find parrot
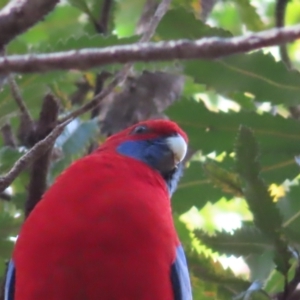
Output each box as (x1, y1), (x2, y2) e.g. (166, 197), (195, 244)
(4, 119), (192, 300)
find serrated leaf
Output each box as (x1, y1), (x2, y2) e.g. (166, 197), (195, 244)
(235, 126), (291, 275)
(277, 184), (300, 244)
(188, 250), (250, 296)
(203, 161), (243, 197)
(40, 34), (138, 53)
(233, 0), (265, 31)
(235, 127), (283, 234)
(16, 5), (83, 50)
(184, 52), (300, 106)
(156, 8), (231, 40)
(68, 0), (92, 15)
(173, 161), (225, 213)
(167, 99), (300, 184)
(195, 226), (271, 256)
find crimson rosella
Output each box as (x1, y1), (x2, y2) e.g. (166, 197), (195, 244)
(5, 119), (192, 300)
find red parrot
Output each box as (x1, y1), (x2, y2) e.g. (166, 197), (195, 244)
(5, 119), (192, 300)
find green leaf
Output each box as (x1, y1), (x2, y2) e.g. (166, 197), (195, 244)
(264, 258), (298, 294)
(0, 72), (80, 125)
(15, 5), (83, 50)
(245, 252), (275, 281)
(195, 225), (271, 256)
(173, 161), (225, 213)
(167, 99), (300, 183)
(0, 147), (22, 174)
(156, 8), (231, 40)
(235, 126), (291, 275)
(188, 250), (250, 296)
(235, 281), (271, 300)
(233, 0), (265, 31)
(68, 0), (92, 16)
(184, 52), (300, 106)
(203, 160), (243, 197)
(42, 34), (138, 53)
(114, 0), (146, 37)
(277, 184), (300, 243)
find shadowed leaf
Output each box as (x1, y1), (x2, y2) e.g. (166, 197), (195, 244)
(235, 126), (291, 275)
(203, 160), (243, 197)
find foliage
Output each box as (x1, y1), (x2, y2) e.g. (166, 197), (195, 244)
(2, 0), (300, 299)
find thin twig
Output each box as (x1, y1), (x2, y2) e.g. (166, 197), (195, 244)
(60, 0), (171, 124)
(0, 123), (16, 148)
(139, 0), (171, 43)
(1, 24), (300, 74)
(59, 72), (122, 123)
(275, 0), (291, 69)
(0, 120), (69, 193)
(8, 74), (34, 128)
(95, 0), (113, 34)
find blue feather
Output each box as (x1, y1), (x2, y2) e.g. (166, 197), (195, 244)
(171, 245), (193, 300)
(117, 138), (182, 194)
(4, 260), (15, 300)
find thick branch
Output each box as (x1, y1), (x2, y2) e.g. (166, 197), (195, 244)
(0, 0), (59, 47)
(0, 24), (300, 73)
(25, 94), (59, 218)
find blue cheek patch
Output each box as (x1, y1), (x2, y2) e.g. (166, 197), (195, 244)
(117, 139), (182, 195)
(117, 140), (148, 164)
(117, 139), (171, 172)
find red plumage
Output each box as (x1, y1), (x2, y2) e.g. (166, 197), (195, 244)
(13, 120), (188, 299)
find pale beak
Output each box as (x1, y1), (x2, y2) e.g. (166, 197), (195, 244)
(165, 134), (187, 165)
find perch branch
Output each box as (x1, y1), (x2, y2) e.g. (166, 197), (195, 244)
(0, 24), (300, 73)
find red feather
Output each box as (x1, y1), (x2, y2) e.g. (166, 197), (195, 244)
(13, 120), (185, 299)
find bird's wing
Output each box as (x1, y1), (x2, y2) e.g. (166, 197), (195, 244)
(171, 245), (193, 300)
(4, 260), (15, 300)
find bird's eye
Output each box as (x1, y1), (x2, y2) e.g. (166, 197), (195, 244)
(131, 125), (149, 135)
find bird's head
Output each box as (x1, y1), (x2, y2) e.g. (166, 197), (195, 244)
(99, 120), (188, 194)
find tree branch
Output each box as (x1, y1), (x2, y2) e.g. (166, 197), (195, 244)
(59, 0), (171, 124)
(95, 0), (113, 34)
(275, 0), (291, 69)
(139, 0), (171, 43)
(0, 0), (60, 47)
(0, 24), (300, 73)
(1, 123), (16, 148)
(8, 74), (34, 130)
(7, 64), (35, 146)
(25, 93), (59, 218)
(0, 120), (69, 193)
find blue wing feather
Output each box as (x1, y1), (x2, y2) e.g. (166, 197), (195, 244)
(4, 260), (15, 300)
(171, 245), (192, 300)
